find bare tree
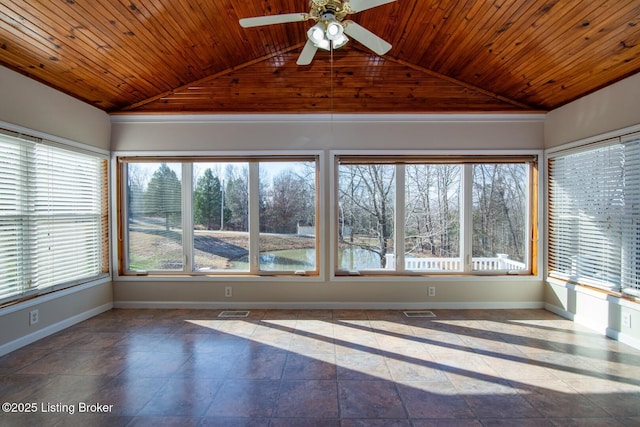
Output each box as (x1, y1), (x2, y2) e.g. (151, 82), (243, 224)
(338, 164), (395, 267)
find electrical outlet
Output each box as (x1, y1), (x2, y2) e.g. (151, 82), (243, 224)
(29, 309), (39, 325)
(225, 286), (233, 298)
(428, 286), (436, 297)
(622, 312), (632, 329)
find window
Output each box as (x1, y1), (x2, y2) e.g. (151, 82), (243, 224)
(335, 154), (536, 275)
(548, 133), (640, 296)
(0, 129), (109, 304)
(472, 163), (529, 271)
(119, 156), (319, 276)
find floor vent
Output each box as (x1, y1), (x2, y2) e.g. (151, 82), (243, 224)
(403, 310), (436, 318)
(218, 310), (250, 318)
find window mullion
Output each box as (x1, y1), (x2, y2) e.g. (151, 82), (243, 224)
(395, 164), (405, 273)
(461, 164), (473, 273)
(183, 163), (194, 272)
(249, 162), (260, 274)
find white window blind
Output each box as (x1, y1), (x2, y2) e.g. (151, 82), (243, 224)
(548, 134), (639, 295)
(0, 130), (109, 304)
(621, 134), (640, 296)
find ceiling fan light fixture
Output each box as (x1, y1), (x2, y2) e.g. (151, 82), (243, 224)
(325, 20), (344, 40)
(332, 34), (349, 49)
(316, 38), (331, 51)
(308, 23), (326, 45)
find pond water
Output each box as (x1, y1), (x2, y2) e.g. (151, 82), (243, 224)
(230, 247), (384, 271)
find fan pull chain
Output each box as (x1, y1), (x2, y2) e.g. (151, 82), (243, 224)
(330, 43), (335, 138)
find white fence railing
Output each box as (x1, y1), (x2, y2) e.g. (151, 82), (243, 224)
(385, 253), (526, 271)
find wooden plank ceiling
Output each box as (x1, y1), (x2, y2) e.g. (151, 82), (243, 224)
(1, 0), (639, 114)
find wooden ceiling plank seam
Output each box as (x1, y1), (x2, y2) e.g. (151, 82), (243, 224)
(87, 0), (200, 90)
(423, 0), (523, 71)
(400, 1), (451, 65)
(146, 0), (238, 83)
(501, 1), (640, 105)
(376, 0), (418, 53)
(465, 0), (635, 107)
(449, 0), (543, 80)
(426, 0), (502, 73)
(417, 0), (473, 69)
(107, 0), (191, 59)
(0, 46), (121, 107)
(0, 0), (129, 107)
(481, 0), (603, 70)
(42, 0), (168, 100)
(190, 0), (248, 71)
(131, 50), (529, 113)
(0, 1), (114, 77)
(71, 0), (206, 99)
(173, 79), (489, 94)
(0, 4), (60, 59)
(140, 0), (226, 73)
(506, 1), (639, 90)
(148, 97), (519, 105)
(434, 0), (509, 74)
(516, 43), (640, 108)
(378, 51), (540, 110)
(116, 43), (306, 112)
(131, 0), (207, 67)
(452, 0), (560, 80)
(5, 0), (148, 82)
(453, 8), (576, 98)
(527, 40), (640, 108)
(166, 90), (516, 101)
(12, 0), (167, 98)
(236, 0), (307, 61)
(546, 61), (640, 108)
(159, 0), (255, 79)
(485, 0), (632, 91)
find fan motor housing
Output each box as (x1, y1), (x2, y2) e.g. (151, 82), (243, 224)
(310, 0), (350, 21)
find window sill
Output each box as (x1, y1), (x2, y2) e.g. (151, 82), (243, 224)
(546, 277), (640, 306)
(113, 273), (325, 282)
(0, 275), (111, 315)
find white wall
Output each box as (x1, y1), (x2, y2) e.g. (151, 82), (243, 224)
(0, 66), (113, 355)
(111, 113), (546, 309)
(544, 72), (640, 149)
(544, 72), (640, 349)
(0, 66), (111, 150)
(111, 114), (544, 152)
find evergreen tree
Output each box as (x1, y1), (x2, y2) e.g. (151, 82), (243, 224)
(224, 165), (249, 231)
(194, 168), (228, 230)
(144, 163), (181, 230)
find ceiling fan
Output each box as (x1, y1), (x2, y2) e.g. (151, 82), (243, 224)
(239, 0), (396, 65)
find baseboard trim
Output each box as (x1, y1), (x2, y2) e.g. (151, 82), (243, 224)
(544, 302), (574, 320)
(0, 303), (113, 357)
(606, 328), (640, 350)
(113, 300), (544, 310)
(546, 303), (640, 351)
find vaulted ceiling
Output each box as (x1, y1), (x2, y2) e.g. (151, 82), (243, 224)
(1, 0), (639, 114)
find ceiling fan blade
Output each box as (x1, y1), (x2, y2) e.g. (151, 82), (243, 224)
(346, 0), (397, 13)
(239, 13), (309, 28)
(297, 40), (319, 65)
(343, 21), (392, 56)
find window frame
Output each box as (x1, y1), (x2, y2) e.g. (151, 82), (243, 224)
(0, 124), (110, 306)
(546, 131), (640, 297)
(331, 150), (541, 278)
(115, 152), (323, 279)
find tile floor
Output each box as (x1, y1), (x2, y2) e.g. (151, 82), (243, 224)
(1, 308), (639, 426)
